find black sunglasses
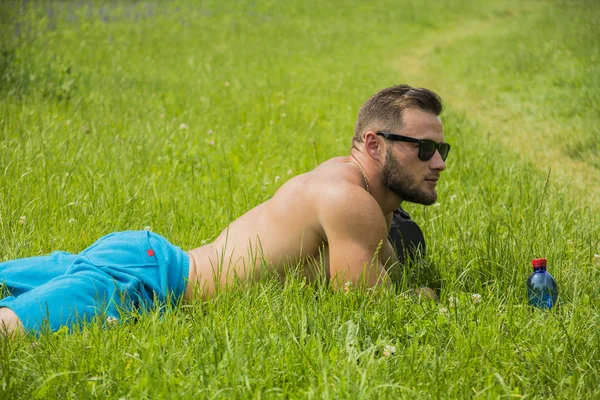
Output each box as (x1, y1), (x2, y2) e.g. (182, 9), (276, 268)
(375, 131), (451, 162)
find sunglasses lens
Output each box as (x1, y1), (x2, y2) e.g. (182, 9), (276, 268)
(419, 141), (451, 161)
(419, 140), (437, 161)
(439, 143), (450, 161)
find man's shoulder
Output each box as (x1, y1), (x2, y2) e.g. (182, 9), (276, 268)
(271, 158), (382, 221)
(310, 160), (378, 209)
(313, 180), (386, 237)
(318, 179), (375, 210)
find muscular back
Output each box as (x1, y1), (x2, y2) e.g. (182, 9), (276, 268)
(186, 157), (395, 299)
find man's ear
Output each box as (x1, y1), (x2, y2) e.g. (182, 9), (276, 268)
(363, 130), (385, 162)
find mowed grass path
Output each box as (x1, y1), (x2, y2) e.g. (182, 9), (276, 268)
(1, 0), (599, 398)
(393, 0), (600, 205)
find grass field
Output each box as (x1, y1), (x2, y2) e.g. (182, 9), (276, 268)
(1, 0), (599, 398)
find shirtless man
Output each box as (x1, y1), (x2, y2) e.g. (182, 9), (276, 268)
(0, 84), (450, 335)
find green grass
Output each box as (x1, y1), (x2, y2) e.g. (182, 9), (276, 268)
(1, 0), (599, 398)
(391, 0), (600, 196)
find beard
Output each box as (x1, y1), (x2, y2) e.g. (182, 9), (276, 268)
(381, 146), (438, 205)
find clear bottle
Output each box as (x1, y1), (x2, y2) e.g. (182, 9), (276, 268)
(527, 258), (558, 309)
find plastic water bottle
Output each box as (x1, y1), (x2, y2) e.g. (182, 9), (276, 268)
(527, 258), (558, 309)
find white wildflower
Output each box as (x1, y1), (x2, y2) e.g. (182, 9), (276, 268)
(179, 123), (188, 130)
(448, 296), (459, 308)
(106, 316), (118, 326)
(208, 140), (215, 147)
(18, 216), (26, 225)
(438, 307), (449, 316)
(144, 226), (152, 231)
(383, 344), (396, 357)
(207, 129), (213, 135)
(471, 293), (482, 303)
(68, 218), (76, 224)
(287, 169), (293, 175)
(274, 176), (280, 182)
(434, 202), (441, 207)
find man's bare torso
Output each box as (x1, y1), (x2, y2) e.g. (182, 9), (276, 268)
(185, 156), (393, 299)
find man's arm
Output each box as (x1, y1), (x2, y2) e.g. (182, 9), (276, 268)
(381, 238), (398, 268)
(318, 187), (392, 288)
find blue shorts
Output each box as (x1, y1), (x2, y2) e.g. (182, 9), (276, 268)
(0, 231), (189, 332)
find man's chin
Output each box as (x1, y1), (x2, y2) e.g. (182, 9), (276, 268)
(420, 196), (437, 206)
(389, 186), (437, 206)
(410, 190), (437, 206)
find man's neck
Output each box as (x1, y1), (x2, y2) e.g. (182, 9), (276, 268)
(347, 150), (403, 215)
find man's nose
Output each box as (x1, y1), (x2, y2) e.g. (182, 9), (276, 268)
(430, 150), (446, 171)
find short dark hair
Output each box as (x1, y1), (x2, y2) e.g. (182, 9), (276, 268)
(353, 85), (443, 143)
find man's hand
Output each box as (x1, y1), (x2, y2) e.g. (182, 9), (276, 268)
(414, 286), (439, 302)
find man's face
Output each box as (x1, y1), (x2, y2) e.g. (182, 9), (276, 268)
(380, 109), (446, 205)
